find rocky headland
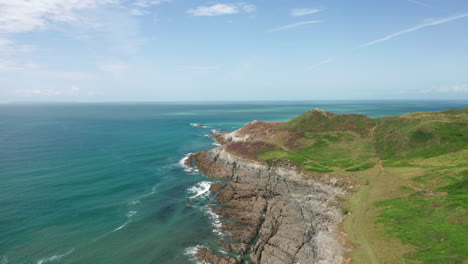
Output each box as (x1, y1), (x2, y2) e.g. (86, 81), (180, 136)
(187, 108), (468, 264)
(188, 118), (348, 264)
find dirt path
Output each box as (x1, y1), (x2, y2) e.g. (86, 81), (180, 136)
(370, 126), (384, 171)
(349, 126), (383, 264)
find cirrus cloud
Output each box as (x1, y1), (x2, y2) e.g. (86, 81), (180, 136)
(186, 3), (256, 16)
(130, 0), (172, 16)
(363, 12), (468, 47)
(269, 20), (321, 32)
(421, 84), (468, 94)
(16, 85), (81, 97)
(0, 0), (119, 34)
(291, 8), (321, 17)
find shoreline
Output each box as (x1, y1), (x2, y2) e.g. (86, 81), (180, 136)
(187, 132), (348, 264)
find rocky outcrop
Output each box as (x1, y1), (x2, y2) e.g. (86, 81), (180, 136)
(192, 147), (346, 264)
(220, 120), (281, 143)
(195, 247), (240, 264)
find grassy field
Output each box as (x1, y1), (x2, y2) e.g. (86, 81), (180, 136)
(231, 108), (468, 263)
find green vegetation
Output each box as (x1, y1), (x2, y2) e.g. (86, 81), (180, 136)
(256, 148), (307, 166)
(236, 108), (468, 263)
(305, 162), (334, 172)
(374, 110), (468, 161)
(276, 109), (375, 137)
(257, 116), (378, 171)
(375, 169), (468, 263)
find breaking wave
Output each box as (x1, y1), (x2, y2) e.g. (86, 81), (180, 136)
(188, 181), (212, 200)
(36, 249), (74, 264)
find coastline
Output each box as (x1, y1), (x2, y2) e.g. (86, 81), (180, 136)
(187, 127), (348, 264)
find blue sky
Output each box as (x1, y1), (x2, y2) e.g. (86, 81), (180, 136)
(1, 0), (468, 102)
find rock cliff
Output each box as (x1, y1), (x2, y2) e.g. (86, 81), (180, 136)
(191, 146), (346, 264)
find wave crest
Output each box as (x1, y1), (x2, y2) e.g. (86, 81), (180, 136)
(188, 181), (212, 200)
(179, 153), (198, 173)
(36, 249), (74, 264)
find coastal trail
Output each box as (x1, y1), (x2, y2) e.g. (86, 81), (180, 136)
(347, 126), (383, 264)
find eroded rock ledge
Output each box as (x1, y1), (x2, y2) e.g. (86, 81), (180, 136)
(191, 146), (346, 264)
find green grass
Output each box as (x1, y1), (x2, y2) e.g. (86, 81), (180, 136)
(257, 130), (377, 171)
(256, 148), (307, 166)
(438, 170), (468, 209)
(233, 107), (468, 262)
(276, 109), (375, 138)
(345, 162), (375, 172)
(374, 169), (468, 263)
(304, 161), (334, 172)
(295, 132), (377, 170)
(374, 111), (468, 161)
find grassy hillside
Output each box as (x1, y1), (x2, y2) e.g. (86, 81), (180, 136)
(276, 108), (375, 137)
(255, 109), (379, 173)
(224, 108), (468, 263)
(374, 108), (468, 162)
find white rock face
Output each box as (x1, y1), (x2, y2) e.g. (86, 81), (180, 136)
(222, 121), (268, 142)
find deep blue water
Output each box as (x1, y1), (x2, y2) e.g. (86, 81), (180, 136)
(0, 101), (467, 264)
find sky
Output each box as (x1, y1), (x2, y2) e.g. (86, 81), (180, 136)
(1, 0), (468, 102)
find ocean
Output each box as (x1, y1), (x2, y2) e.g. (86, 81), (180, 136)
(1, 101), (467, 264)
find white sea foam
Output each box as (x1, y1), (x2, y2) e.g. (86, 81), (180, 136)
(143, 184), (159, 197)
(113, 210), (137, 232)
(128, 200), (141, 206)
(184, 245), (207, 264)
(211, 129), (220, 134)
(36, 249), (74, 264)
(179, 153), (191, 167)
(188, 181), (212, 199)
(190, 123), (209, 128)
(113, 221), (129, 232)
(151, 184), (158, 194)
(179, 153), (198, 173)
(126, 210), (137, 218)
(184, 245), (201, 257)
(1, 256), (8, 264)
(128, 183), (159, 206)
(205, 206), (224, 237)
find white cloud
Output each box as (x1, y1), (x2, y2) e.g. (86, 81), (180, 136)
(134, 0), (171, 8)
(0, 38), (36, 54)
(38, 71), (95, 81)
(0, 0), (121, 73)
(186, 3), (256, 16)
(0, 59), (37, 72)
(269, 20), (321, 32)
(408, 0), (432, 9)
(363, 12), (468, 47)
(130, 0), (172, 16)
(291, 8), (320, 17)
(0, 0), (118, 34)
(0, 38), (37, 72)
(421, 84), (468, 94)
(98, 60), (129, 74)
(17, 85), (81, 96)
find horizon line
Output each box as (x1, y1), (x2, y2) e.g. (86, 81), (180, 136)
(2, 99), (468, 105)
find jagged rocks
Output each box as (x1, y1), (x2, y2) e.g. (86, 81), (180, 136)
(195, 247), (239, 264)
(193, 147), (345, 264)
(184, 154), (195, 168)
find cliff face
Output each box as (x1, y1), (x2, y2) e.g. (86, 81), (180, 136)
(192, 147), (346, 264)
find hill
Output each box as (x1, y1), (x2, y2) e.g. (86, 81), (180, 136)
(216, 108), (468, 263)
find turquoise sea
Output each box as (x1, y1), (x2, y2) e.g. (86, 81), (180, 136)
(1, 101), (467, 264)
